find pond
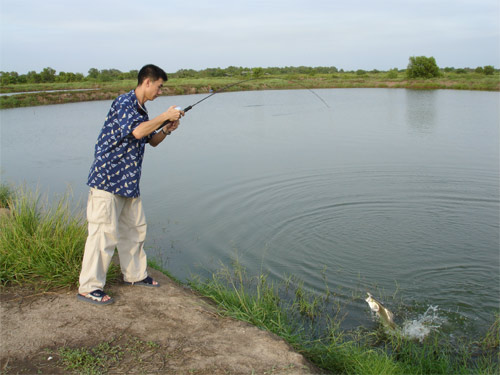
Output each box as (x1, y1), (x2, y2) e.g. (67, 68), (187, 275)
(1, 88), (498, 339)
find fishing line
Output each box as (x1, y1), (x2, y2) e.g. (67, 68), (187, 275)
(157, 76), (330, 130)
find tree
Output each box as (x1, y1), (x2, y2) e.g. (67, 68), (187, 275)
(406, 56), (440, 79)
(40, 67), (56, 82)
(0, 71), (19, 85)
(87, 68), (99, 80)
(252, 67), (264, 78)
(26, 71), (41, 83)
(174, 69), (197, 78)
(57, 71), (84, 82)
(98, 69), (118, 82)
(386, 68), (399, 79)
(483, 65), (495, 75)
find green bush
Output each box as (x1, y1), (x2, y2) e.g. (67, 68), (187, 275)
(483, 65), (495, 75)
(407, 56), (440, 79)
(386, 68), (399, 79)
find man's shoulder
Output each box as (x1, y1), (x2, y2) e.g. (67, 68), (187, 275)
(114, 90), (137, 106)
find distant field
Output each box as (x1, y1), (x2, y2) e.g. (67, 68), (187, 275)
(1, 72), (499, 109)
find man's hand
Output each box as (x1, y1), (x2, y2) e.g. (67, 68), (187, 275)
(165, 119), (180, 134)
(149, 118), (181, 147)
(164, 105), (184, 122)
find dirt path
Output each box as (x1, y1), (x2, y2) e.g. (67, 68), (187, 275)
(0, 268), (320, 374)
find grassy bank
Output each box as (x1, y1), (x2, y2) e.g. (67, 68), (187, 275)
(0, 185), (498, 374)
(0, 184), (120, 289)
(186, 263), (499, 375)
(1, 71), (499, 109)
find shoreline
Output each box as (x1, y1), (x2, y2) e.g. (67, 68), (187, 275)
(1, 75), (499, 109)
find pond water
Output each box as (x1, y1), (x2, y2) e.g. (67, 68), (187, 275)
(1, 88), (498, 338)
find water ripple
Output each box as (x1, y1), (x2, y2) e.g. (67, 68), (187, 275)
(193, 164), (498, 322)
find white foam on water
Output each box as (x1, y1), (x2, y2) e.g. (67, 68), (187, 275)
(401, 305), (445, 342)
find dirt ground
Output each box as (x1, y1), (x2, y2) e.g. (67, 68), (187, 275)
(0, 267), (321, 374)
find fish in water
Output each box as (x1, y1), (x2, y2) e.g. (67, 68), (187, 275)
(365, 292), (397, 329)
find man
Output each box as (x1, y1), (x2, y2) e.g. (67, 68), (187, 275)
(77, 64), (183, 305)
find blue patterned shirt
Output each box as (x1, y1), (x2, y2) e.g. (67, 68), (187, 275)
(87, 90), (156, 198)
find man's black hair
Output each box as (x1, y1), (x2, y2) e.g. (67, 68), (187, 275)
(137, 64), (168, 85)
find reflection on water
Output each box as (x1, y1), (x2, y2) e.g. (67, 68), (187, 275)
(406, 90), (436, 133)
(1, 89), (498, 339)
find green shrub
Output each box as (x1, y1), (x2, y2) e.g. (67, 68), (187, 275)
(387, 69), (399, 79)
(407, 56), (440, 79)
(483, 65), (495, 75)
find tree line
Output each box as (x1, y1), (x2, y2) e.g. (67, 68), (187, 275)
(0, 67), (139, 85)
(0, 57), (497, 85)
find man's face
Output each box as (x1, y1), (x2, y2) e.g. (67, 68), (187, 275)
(145, 78), (164, 102)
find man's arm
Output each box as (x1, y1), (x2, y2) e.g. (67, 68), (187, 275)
(131, 105), (182, 140)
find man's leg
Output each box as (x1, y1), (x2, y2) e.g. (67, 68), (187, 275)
(78, 188), (124, 295)
(116, 196), (149, 283)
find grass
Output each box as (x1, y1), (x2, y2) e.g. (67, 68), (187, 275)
(58, 341), (123, 375)
(58, 335), (162, 375)
(0, 183), (12, 208)
(481, 315), (500, 350)
(0, 184), (120, 290)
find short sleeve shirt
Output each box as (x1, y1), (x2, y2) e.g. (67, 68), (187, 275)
(87, 90), (155, 198)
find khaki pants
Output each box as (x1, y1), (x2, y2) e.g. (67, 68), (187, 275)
(78, 188), (148, 294)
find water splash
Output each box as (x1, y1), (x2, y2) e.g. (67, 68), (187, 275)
(401, 305), (445, 342)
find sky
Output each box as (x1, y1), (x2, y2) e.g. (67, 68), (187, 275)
(0, 0), (499, 75)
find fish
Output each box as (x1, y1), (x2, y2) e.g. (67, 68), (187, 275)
(365, 292), (397, 329)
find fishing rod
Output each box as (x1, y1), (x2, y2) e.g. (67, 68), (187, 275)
(158, 76), (330, 130)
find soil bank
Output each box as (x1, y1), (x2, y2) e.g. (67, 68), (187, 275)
(0, 267), (321, 374)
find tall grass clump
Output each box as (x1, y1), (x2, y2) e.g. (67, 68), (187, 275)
(189, 261), (499, 374)
(0, 185), (119, 290)
(0, 183), (12, 208)
(189, 262), (300, 342)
